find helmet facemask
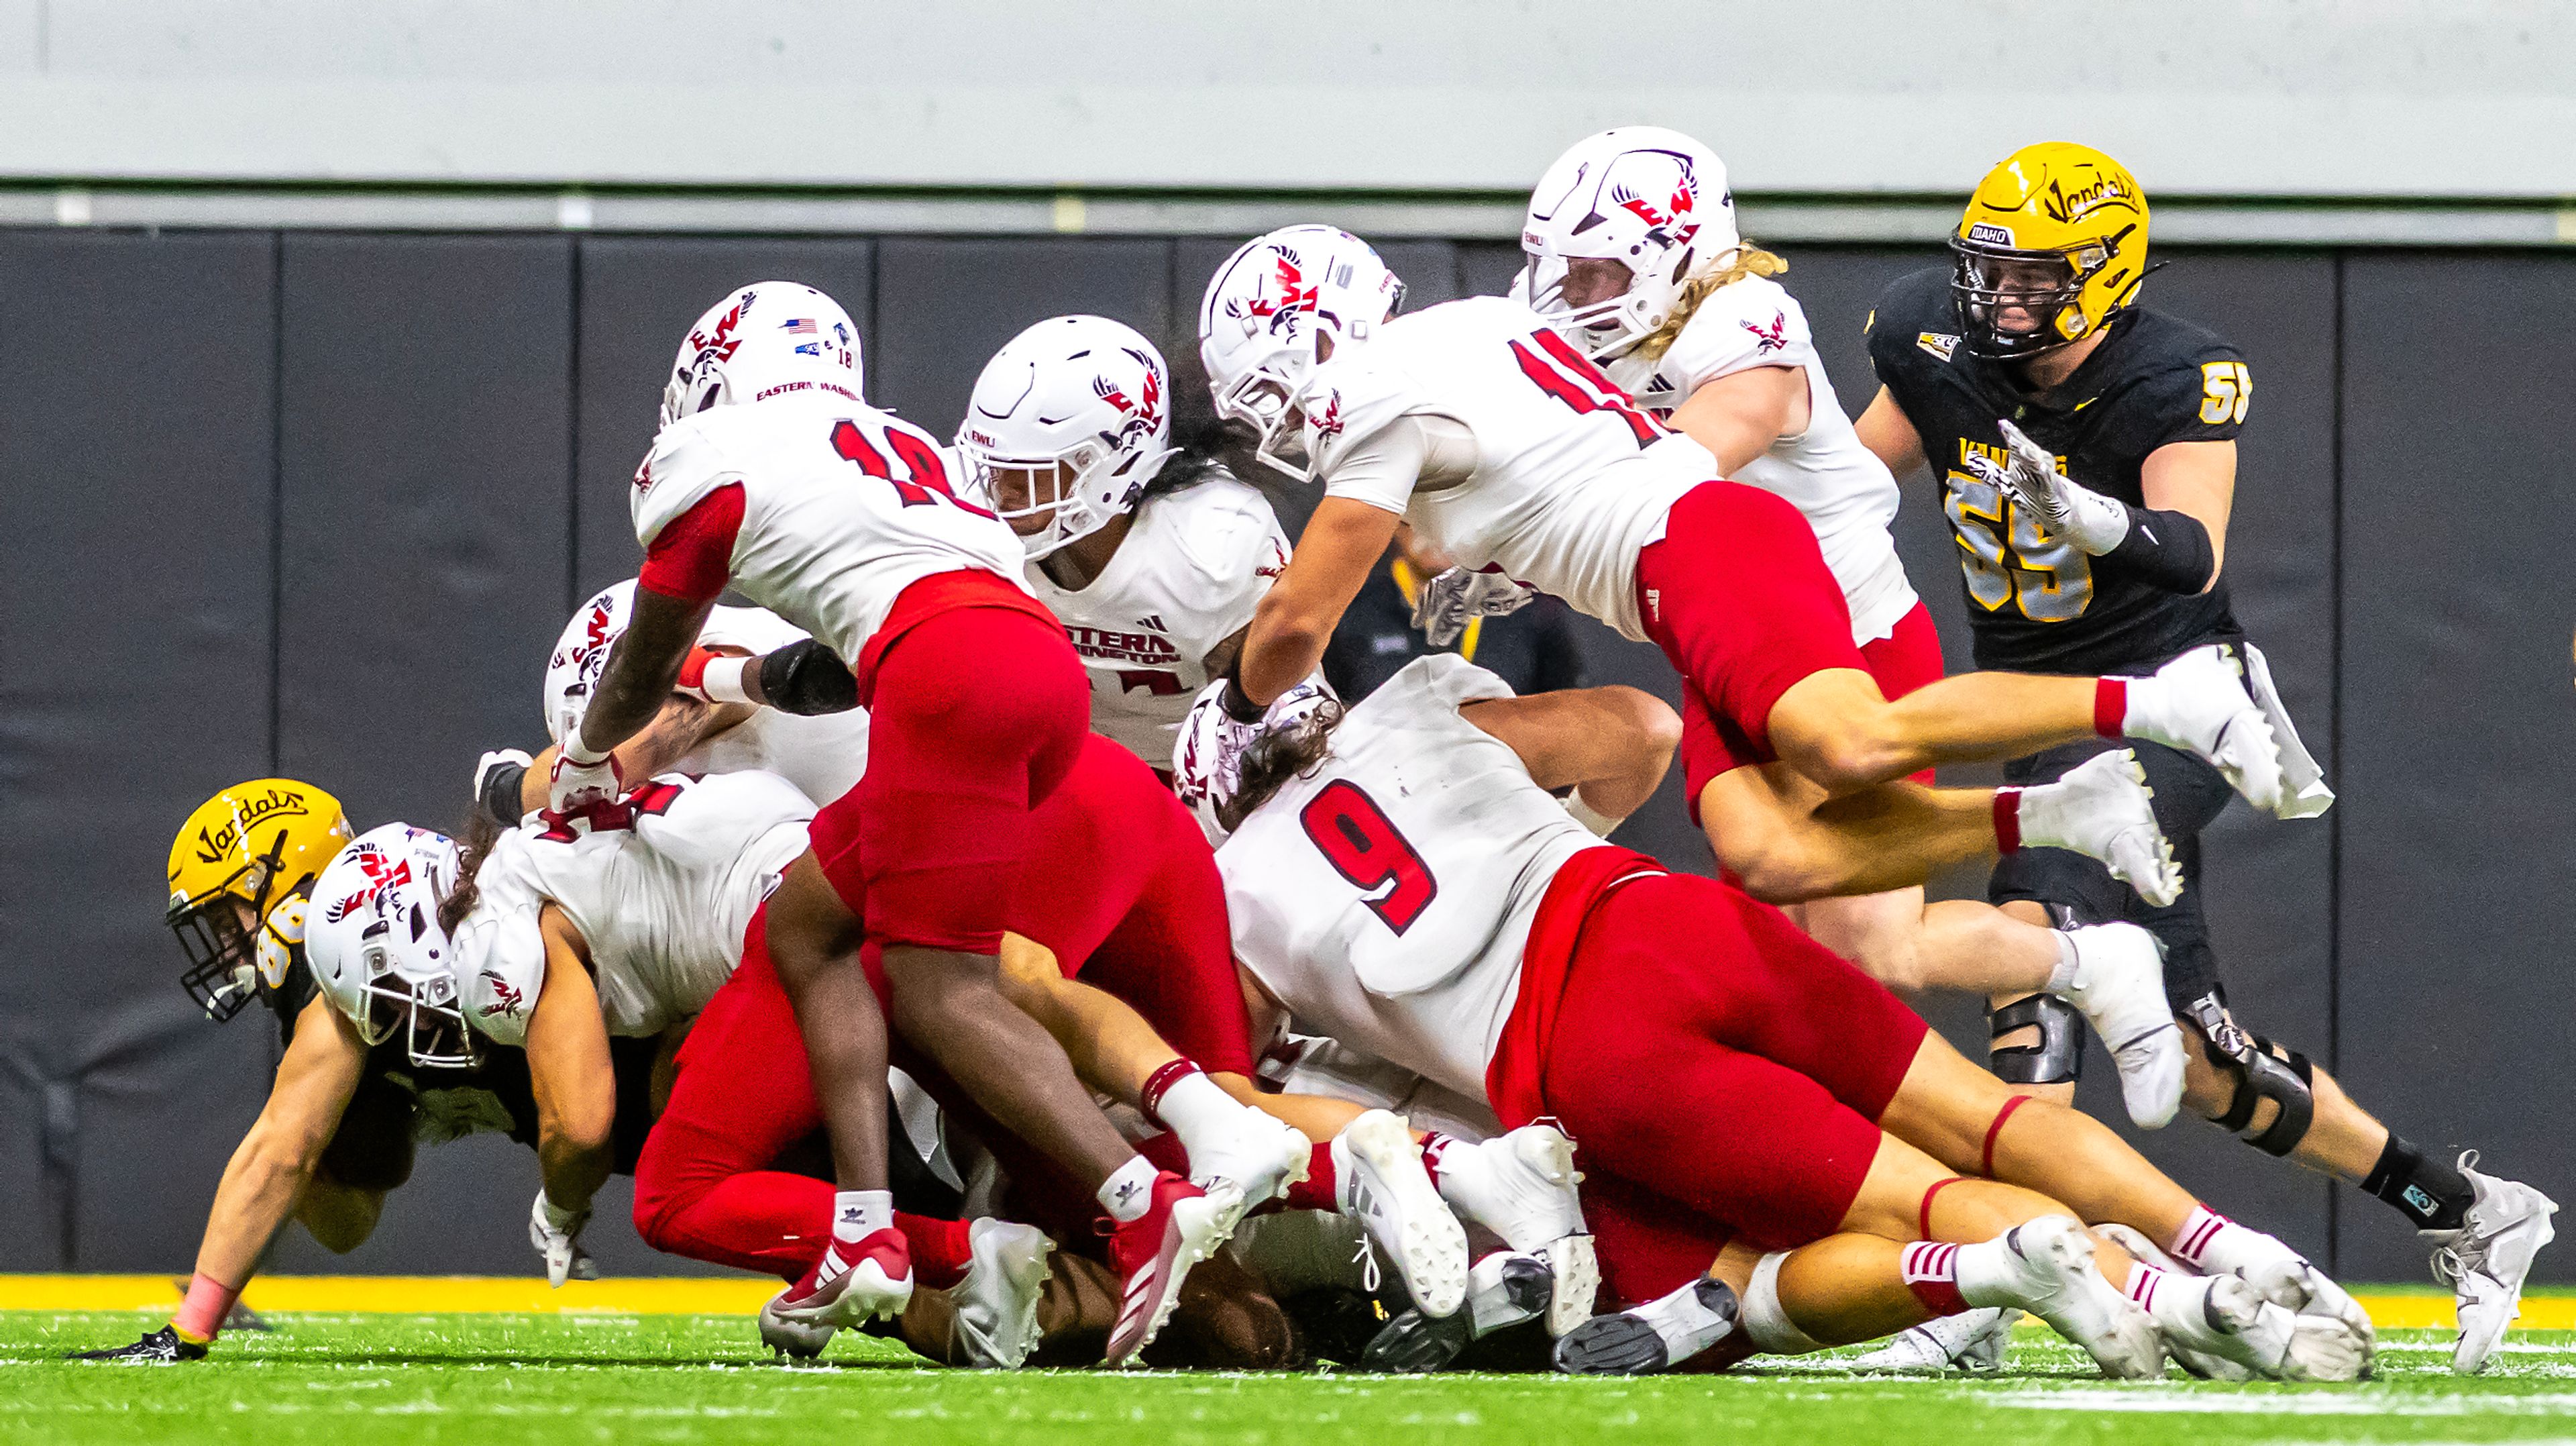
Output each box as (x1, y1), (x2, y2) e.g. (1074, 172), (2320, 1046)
(960, 439), (1169, 560)
(170, 871), (269, 1023)
(348, 897), (480, 1070)
(1950, 231), (2125, 359)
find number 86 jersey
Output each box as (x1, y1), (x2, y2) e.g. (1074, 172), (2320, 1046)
(1218, 654), (1609, 1103)
(632, 397), (1029, 665)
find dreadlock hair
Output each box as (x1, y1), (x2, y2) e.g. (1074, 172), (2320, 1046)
(1219, 695), (1350, 835)
(436, 805), (505, 937)
(1632, 240), (1790, 368)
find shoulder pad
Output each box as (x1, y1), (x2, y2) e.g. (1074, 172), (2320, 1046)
(631, 415), (751, 548)
(455, 905), (545, 1048)
(1303, 358), (1421, 480)
(1356, 654), (1518, 727)
(1662, 278), (1815, 391)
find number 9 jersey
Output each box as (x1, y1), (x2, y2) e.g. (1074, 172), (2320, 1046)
(1865, 265), (2249, 674)
(1218, 654), (1609, 1102)
(631, 396), (1030, 666)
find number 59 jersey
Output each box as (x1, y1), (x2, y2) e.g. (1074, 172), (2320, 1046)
(1218, 654), (1610, 1102)
(1301, 295), (1717, 642)
(631, 397), (1030, 664)
(1865, 265), (2247, 674)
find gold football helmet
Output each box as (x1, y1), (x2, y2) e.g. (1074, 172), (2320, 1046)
(1950, 142), (2150, 358)
(166, 779), (353, 1021)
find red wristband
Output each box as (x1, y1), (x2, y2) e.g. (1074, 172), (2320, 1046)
(1992, 788), (2023, 854)
(2093, 677), (2128, 739)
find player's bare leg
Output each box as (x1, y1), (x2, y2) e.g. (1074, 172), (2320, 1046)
(1766, 645), (2283, 809)
(759, 854), (910, 1329)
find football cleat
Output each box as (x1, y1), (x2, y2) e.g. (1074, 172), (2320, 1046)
(2428, 1153), (2559, 1375)
(1554, 1276), (1738, 1376)
(1105, 1172), (1233, 1367)
(1846, 1306), (2020, 1374)
(1336, 1111), (1470, 1320)
(2017, 750), (2184, 909)
(769, 1227), (914, 1331)
(1363, 1250), (1554, 1374)
(953, 1219), (1056, 1370)
(1977, 1217), (2163, 1379)
(2051, 923), (2185, 1129)
(1186, 1108), (1312, 1233)
(2118, 645), (2284, 814)
(758, 1294), (836, 1362)
(1428, 1124), (1596, 1335)
(68, 1327), (207, 1363)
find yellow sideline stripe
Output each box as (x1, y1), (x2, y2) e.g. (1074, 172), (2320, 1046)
(0, 1275), (776, 1315)
(0, 1277), (2566, 1329)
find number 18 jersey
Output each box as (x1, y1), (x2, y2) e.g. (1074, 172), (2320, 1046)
(631, 397), (1030, 664)
(1218, 654), (1609, 1102)
(1303, 297), (1717, 642)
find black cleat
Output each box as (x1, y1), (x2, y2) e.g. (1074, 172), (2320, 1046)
(69, 1327), (207, 1363)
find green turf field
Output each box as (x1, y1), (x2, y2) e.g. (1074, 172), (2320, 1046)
(7, 1310), (2575, 1445)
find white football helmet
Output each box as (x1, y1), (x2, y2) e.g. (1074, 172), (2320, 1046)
(956, 315), (1175, 559)
(1197, 225), (1405, 482)
(1172, 675), (1341, 843)
(1520, 127), (1738, 368)
(305, 823), (478, 1068)
(660, 281), (865, 429)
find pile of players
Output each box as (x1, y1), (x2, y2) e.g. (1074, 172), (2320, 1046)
(89, 132), (2555, 1380)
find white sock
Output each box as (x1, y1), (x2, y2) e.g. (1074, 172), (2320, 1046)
(1155, 1070), (1248, 1157)
(2045, 931), (2082, 992)
(1741, 1251), (1825, 1355)
(1099, 1155), (1159, 1224)
(2125, 1263), (2227, 1351)
(2167, 1204), (2275, 1274)
(1948, 1235), (2028, 1309)
(831, 1189), (892, 1245)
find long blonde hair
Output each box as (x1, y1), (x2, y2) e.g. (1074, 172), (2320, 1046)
(1633, 242), (1788, 368)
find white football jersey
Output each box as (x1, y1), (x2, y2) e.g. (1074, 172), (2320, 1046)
(544, 580), (871, 809)
(1303, 296), (1716, 641)
(1026, 472), (1290, 766)
(631, 397), (1028, 664)
(1219, 654), (1609, 1101)
(455, 770), (814, 1043)
(1615, 276), (1920, 645)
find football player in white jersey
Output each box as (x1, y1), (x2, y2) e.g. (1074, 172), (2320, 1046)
(1514, 128), (2117, 1091)
(1189, 229), (2293, 1027)
(553, 281), (1234, 1359)
(1203, 656), (2369, 1380)
(957, 315), (1294, 775)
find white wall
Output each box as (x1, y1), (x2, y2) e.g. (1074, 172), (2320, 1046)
(1, 0), (2569, 197)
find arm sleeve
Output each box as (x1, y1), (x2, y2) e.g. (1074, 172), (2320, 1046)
(2105, 505), (2216, 593)
(635, 482), (745, 604)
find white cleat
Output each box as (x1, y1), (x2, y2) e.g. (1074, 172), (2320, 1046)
(2051, 923), (2186, 1128)
(2141, 1218), (2377, 1371)
(757, 1294), (837, 1362)
(1978, 1216), (2165, 1380)
(1847, 1306), (2021, 1374)
(951, 1219), (1055, 1369)
(1336, 1110), (1470, 1319)
(1431, 1125), (1597, 1335)
(1187, 1108), (1313, 1233)
(2428, 1153), (2559, 1375)
(2137, 1270), (2286, 1381)
(2125, 645), (2285, 813)
(2021, 750), (2184, 908)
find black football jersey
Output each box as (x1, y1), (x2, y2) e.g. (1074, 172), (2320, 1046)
(1866, 266), (2249, 674)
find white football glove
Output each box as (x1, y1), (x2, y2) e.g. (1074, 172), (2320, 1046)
(545, 737), (624, 817)
(1986, 418), (2129, 555)
(530, 1190), (598, 1288)
(1412, 566), (1536, 648)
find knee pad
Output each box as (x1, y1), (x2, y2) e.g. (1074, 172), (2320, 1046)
(1988, 995), (2084, 1085)
(2208, 1031), (2316, 1158)
(1741, 1251), (1825, 1356)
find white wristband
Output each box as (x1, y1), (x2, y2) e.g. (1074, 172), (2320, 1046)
(561, 733), (612, 769)
(1564, 788), (1623, 838)
(699, 655), (755, 706)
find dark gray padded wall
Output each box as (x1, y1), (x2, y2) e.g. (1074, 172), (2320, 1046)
(873, 239), (1175, 448)
(270, 235), (576, 1272)
(0, 232), (279, 1268)
(2337, 253), (2576, 1282)
(572, 241), (877, 605)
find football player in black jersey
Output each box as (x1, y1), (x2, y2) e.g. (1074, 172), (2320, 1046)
(1854, 143), (2555, 1374)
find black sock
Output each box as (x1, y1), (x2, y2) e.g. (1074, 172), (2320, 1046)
(2361, 1135), (2471, 1231)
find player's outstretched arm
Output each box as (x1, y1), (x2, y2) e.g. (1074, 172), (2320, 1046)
(75, 994), (368, 1357)
(1235, 497), (1401, 709)
(526, 906), (616, 1229)
(1668, 365), (1808, 475)
(1852, 386), (1927, 478)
